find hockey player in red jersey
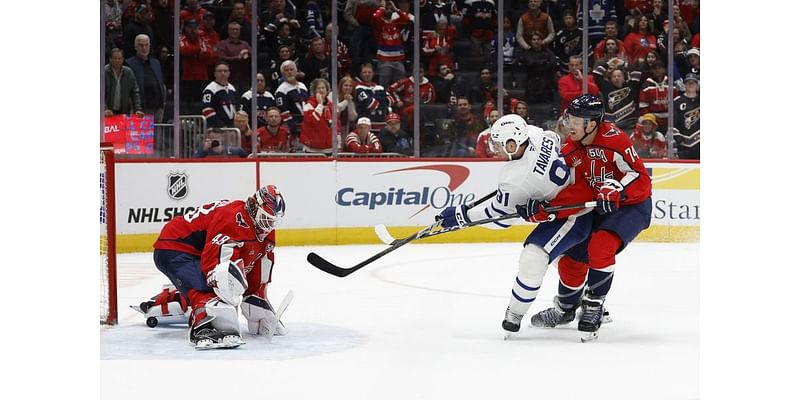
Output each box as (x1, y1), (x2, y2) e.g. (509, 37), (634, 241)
(149, 185), (287, 349)
(531, 94), (652, 342)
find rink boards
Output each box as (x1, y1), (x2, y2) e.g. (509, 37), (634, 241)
(113, 159), (699, 253)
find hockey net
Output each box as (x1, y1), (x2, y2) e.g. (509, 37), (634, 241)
(100, 144), (118, 325)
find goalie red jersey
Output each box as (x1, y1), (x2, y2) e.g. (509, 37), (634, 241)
(154, 199), (276, 297)
(563, 122), (652, 206)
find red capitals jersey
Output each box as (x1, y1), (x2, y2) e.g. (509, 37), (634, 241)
(153, 200), (276, 297)
(563, 122), (652, 206)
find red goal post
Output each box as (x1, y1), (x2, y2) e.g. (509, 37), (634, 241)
(100, 143), (118, 325)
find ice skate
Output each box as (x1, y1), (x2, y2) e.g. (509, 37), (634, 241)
(190, 315), (244, 350)
(578, 296), (605, 343)
(530, 297), (576, 328)
(502, 307), (524, 339)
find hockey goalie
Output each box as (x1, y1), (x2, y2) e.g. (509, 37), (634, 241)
(139, 185), (288, 349)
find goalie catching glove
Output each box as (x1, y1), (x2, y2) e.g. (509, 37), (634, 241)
(241, 295), (287, 336)
(435, 205), (470, 229)
(516, 199), (556, 223)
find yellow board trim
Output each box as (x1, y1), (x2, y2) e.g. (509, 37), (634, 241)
(118, 225), (699, 253)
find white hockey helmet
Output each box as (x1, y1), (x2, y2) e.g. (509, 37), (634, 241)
(490, 114), (529, 159)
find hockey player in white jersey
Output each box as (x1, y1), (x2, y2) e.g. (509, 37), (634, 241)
(435, 114), (595, 337)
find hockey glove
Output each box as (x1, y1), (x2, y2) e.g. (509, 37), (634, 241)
(596, 179), (624, 215)
(516, 199), (556, 223)
(206, 259), (248, 307)
(241, 295), (287, 336)
(435, 205), (471, 229)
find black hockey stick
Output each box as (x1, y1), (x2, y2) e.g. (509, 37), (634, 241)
(307, 200), (596, 278)
(307, 191), (497, 278)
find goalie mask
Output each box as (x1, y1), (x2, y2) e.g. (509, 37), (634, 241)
(490, 114), (529, 160)
(246, 185), (285, 241)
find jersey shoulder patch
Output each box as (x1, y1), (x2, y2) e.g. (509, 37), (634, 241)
(235, 212), (250, 229)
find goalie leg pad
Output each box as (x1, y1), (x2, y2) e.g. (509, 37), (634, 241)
(204, 297), (242, 335)
(242, 295), (287, 336)
(508, 245), (549, 316)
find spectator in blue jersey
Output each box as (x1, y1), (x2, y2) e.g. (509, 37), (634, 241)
(193, 128), (248, 158)
(552, 10), (582, 71)
(592, 65), (641, 133)
(127, 34), (166, 123)
(105, 48), (143, 118)
(354, 62), (394, 133)
(202, 61), (238, 128)
(239, 73), (276, 128)
(274, 60), (310, 144)
(576, 0), (617, 46)
(490, 14), (520, 88)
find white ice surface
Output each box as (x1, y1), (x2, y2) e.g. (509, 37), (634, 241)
(102, 242), (698, 400)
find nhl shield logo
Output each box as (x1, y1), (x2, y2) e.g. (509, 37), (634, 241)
(167, 172), (188, 200)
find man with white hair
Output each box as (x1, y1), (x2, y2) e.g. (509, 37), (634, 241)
(126, 34), (166, 122)
(274, 60), (309, 143)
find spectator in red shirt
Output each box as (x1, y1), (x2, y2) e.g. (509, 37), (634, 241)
(300, 78), (336, 152)
(593, 21), (626, 65)
(624, 15), (657, 64)
(257, 107), (291, 153)
(630, 113), (667, 159)
(558, 55), (600, 112)
(346, 117), (384, 153)
(474, 109), (503, 159)
(179, 19), (216, 113)
(638, 60), (679, 130)
(233, 111), (258, 155)
(180, 0), (207, 24)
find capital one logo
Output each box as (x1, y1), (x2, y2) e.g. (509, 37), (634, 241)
(335, 165), (476, 218)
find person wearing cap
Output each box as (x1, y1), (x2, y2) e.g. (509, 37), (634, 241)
(378, 113), (412, 156)
(672, 73), (699, 160)
(122, 3), (155, 60)
(180, 0), (208, 25)
(198, 11), (220, 50)
(346, 117), (383, 153)
(630, 113), (666, 159)
(685, 47), (700, 77)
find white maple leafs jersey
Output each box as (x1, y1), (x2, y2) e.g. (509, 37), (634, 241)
(466, 126), (572, 229)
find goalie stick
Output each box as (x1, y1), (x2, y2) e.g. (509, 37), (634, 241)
(307, 201), (597, 278)
(266, 290), (294, 342)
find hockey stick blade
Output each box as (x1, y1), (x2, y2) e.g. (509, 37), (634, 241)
(372, 191), (497, 246)
(374, 224), (396, 245)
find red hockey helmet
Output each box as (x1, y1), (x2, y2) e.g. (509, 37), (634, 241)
(246, 185), (285, 241)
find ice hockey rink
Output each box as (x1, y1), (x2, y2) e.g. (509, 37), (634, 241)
(101, 241), (698, 400)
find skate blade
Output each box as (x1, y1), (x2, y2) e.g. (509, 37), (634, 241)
(579, 331), (599, 343)
(503, 331), (518, 340)
(194, 336), (245, 350)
